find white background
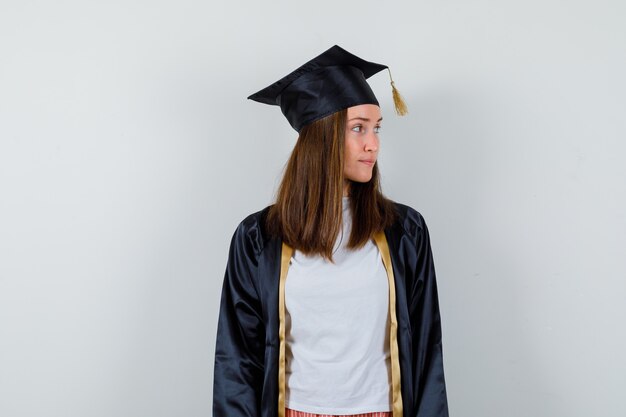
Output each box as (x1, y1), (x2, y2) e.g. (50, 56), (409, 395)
(1, 1), (625, 416)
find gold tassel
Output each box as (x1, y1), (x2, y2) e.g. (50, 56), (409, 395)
(388, 68), (408, 116)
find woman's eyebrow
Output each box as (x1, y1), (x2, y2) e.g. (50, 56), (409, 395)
(348, 117), (384, 122)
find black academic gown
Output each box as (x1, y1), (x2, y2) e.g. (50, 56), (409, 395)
(213, 202), (449, 417)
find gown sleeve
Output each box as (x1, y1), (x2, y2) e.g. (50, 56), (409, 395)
(410, 212), (449, 417)
(213, 220), (265, 417)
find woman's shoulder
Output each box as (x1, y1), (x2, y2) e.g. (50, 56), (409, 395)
(237, 205), (271, 230)
(389, 200), (430, 239)
(229, 205), (275, 256)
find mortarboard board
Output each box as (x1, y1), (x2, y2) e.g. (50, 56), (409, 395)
(248, 45), (407, 132)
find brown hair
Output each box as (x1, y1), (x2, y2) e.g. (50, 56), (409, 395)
(266, 109), (397, 261)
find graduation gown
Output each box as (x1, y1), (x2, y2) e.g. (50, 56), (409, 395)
(213, 202), (449, 417)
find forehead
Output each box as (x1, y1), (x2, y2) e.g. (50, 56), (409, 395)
(346, 104), (382, 120)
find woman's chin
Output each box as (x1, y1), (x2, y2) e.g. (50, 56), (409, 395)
(347, 176), (373, 184)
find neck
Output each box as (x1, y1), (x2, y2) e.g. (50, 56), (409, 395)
(343, 180), (350, 197)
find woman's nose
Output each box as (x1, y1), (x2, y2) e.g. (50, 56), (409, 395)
(364, 132), (379, 152)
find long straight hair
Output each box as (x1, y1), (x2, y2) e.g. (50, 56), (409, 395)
(266, 109), (397, 261)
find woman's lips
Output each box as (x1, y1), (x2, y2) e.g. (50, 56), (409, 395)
(359, 160), (375, 166)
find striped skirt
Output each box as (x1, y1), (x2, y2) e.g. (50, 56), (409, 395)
(285, 408), (391, 417)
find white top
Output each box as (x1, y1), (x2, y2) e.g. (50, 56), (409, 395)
(284, 197), (392, 415)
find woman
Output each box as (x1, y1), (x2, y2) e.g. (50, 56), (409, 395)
(213, 45), (449, 417)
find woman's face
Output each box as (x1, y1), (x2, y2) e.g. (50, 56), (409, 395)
(344, 104), (382, 186)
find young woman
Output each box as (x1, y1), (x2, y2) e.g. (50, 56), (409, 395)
(213, 45), (449, 417)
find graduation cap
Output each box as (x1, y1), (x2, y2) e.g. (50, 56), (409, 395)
(248, 45), (407, 132)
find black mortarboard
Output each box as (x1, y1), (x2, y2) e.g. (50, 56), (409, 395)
(248, 45), (407, 132)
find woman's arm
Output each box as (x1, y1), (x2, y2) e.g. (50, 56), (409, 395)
(213, 221), (265, 417)
(410, 213), (449, 417)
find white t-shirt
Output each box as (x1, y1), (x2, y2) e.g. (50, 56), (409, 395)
(284, 197), (392, 415)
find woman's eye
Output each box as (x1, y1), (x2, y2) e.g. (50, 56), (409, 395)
(374, 125), (381, 133)
(351, 125), (363, 133)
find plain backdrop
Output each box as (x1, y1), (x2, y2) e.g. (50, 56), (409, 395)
(1, 1), (625, 416)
